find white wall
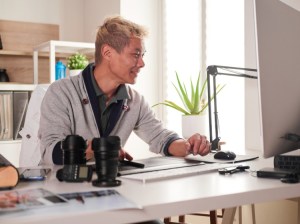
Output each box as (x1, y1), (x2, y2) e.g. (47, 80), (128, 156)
(120, 0), (163, 159)
(83, 0), (121, 42)
(206, 0), (245, 154)
(0, 0), (83, 41)
(0, 0), (64, 24)
(0, 0), (121, 42)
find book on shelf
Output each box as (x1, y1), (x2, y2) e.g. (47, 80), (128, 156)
(13, 91), (30, 139)
(0, 93), (3, 140)
(0, 90), (31, 141)
(0, 92), (13, 140)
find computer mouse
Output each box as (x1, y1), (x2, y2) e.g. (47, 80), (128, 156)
(213, 151), (236, 160)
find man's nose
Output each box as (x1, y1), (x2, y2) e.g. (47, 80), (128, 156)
(136, 57), (145, 68)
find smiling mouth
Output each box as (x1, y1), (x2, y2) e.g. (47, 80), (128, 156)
(131, 70), (139, 76)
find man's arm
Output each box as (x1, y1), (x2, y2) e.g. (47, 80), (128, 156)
(39, 82), (73, 165)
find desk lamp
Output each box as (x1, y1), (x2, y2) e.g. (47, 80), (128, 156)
(206, 65), (257, 152)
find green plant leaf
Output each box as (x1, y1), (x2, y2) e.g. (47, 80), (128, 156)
(191, 72), (201, 114)
(174, 72), (193, 111)
(152, 101), (190, 115)
(67, 52), (89, 70)
(153, 71), (225, 115)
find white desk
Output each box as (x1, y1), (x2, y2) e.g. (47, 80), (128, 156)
(1, 156), (300, 224)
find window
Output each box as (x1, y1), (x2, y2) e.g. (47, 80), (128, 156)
(162, 0), (203, 134)
(163, 0), (246, 154)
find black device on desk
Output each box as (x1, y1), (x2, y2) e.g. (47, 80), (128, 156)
(119, 160), (145, 169)
(89, 160), (145, 175)
(56, 135), (92, 183)
(218, 165), (250, 175)
(257, 167), (299, 184)
(56, 165), (93, 182)
(214, 151), (236, 160)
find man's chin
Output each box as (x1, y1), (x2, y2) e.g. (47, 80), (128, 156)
(128, 78), (137, 84)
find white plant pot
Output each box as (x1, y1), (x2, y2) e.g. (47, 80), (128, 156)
(69, 69), (83, 77)
(181, 114), (209, 139)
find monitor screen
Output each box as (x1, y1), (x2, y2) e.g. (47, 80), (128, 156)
(254, 0), (300, 158)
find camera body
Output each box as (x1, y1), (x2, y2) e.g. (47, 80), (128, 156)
(57, 164), (92, 182)
(56, 135), (121, 186)
(56, 135), (92, 182)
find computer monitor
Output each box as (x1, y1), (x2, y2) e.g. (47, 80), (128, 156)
(254, 0), (300, 158)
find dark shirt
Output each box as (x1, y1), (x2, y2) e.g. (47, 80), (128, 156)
(90, 67), (129, 135)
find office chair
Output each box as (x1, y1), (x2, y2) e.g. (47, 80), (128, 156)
(19, 84), (49, 167)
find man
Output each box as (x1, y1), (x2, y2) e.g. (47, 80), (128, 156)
(39, 16), (210, 165)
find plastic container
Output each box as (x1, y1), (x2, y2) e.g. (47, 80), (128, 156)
(55, 61), (66, 80)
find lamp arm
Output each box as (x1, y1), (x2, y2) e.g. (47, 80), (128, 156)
(212, 65), (257, 72)
(207, 65), (221, 151)
(216, 72), (257, 79)
(206, 65), (257, 152)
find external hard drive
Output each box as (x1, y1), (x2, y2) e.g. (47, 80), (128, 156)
(257, 167), (296, 179)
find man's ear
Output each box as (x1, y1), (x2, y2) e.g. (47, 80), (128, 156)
(101, 44), (112, 60)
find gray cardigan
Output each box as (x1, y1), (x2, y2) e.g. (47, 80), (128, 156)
(39, 70), (179, 164)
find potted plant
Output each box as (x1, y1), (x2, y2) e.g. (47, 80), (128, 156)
(67, 52), (89, 77)
(153, 71), (225, 138)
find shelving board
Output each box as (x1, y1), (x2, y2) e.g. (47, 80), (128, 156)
(0, 84), (35, 91)
(33, 40), (95, 84)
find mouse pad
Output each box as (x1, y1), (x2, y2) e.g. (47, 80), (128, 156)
(186, 153), (259, 164)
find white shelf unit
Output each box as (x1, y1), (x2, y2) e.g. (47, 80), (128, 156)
(0, 83), (36, 91)
(33, 40), (95, 84)
(1, 41), (94, 167)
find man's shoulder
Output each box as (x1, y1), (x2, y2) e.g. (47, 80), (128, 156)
(48, 75), (84, 92)
(125, 85), (143, 99)
(124, 85), (151, 110)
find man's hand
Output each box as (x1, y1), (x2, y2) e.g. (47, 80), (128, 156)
(85, 141), (133, 161)
(119, 148), (133, 161)
(85, 140), (94, 161)
(168, 133), (211, 157)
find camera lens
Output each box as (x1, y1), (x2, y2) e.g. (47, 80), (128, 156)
(92, 136), (121, 187)
(61, 135), (87, 165)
